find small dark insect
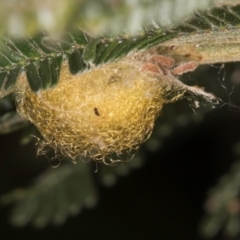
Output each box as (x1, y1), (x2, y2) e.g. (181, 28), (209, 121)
(94, 107), (100, 116)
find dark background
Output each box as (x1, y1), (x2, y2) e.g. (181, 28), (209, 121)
(0, 63), (240, 240)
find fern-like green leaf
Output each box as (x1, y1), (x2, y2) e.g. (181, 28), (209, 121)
(0, 28), (177, 92)
(0, 5), (240, 93)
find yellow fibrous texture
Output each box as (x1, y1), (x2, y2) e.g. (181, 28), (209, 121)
(16, 61), (168, 163)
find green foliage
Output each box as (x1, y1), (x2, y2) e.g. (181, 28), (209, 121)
(0, 29), (176, 92)
(1, 5), (240, 93)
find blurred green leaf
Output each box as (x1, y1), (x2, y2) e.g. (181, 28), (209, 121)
(0, 0), (226, 37)
(1, 162), (97, 228)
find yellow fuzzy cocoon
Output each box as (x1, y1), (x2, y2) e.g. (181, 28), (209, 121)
(16, 60), (173, 164)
